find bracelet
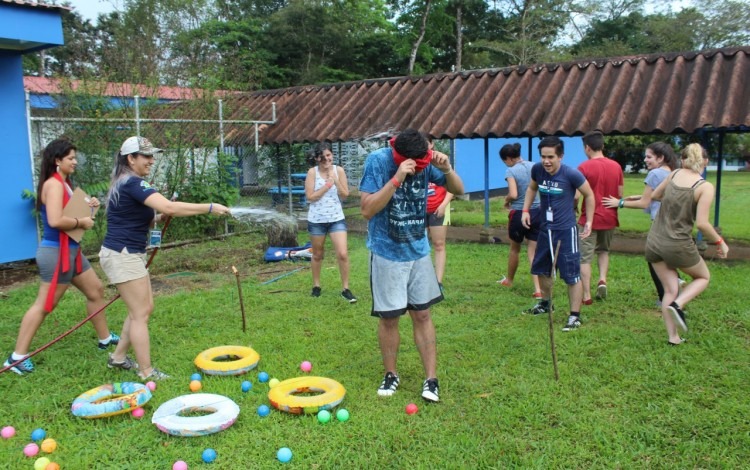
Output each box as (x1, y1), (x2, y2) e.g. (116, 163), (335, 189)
(74, 218), (79, 229)
(390, 177), (401, 189)
(618, 199), (625, 208)
(714, 237), (723, 245)
(325, 181), (334, 189)
(442, 168), (453, 176)
(208, 202), (213, 214)
(522, 209), (530, 213)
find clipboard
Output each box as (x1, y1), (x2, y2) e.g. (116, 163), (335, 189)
(62, 187), (99, 243)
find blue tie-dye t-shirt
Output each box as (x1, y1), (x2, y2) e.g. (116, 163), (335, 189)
(359, 147), (447, 261)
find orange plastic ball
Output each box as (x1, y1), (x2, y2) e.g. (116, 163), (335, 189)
(40, 438), (57, 453)
(189, 380), (202, 392)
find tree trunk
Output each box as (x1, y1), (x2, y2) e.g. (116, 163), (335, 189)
(408, 0), (433, 75)
(455, 4), (463, 71)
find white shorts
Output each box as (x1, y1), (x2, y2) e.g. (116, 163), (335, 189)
(99, 246), (149, 284)
(369, 253), (443, 318)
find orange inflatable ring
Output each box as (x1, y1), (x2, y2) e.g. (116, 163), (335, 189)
(194, 346), (260, 376)
(268, 376), (346, 415)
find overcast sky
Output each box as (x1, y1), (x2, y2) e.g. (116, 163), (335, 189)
(71, 0), (118, 22)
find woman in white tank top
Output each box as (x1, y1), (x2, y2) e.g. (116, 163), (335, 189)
(304, 143), (357, 303)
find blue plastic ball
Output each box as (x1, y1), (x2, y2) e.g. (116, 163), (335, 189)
(190, 373), (202, 381)
(258, 371), (269, 383)
(202, 448), (217, 463)
(257, 404), (270, 417)
(241, 380), (252, 392)
(277, 447), (292, 463)
(30, 428), (46, 442)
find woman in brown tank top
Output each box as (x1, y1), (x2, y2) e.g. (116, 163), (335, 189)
(645, 144), (728, 345)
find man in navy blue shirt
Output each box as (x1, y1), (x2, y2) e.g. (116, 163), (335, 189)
(521, 136), (595, 331)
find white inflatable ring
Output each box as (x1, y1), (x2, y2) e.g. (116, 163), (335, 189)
(152, 393), (240, 437)
(194, 345), (260, 376)
(71, 382), (152, 419)
(268, 376), (346, 415)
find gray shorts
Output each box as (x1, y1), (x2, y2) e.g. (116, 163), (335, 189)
(99, 246), (149, 284)
(37, 245), (93, 283)
(369, 252), (443, 318)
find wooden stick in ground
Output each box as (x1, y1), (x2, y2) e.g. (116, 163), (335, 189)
(232, 266), (247, 333)
(547, 239), (562, 381)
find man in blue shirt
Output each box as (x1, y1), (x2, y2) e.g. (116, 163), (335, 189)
(521, 136), (595, 331)
(360, 129), (464, 403)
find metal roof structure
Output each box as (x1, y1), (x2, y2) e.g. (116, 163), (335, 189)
(227, 47), (750, 146)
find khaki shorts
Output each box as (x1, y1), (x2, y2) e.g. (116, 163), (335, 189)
(99, 246), (149, 284)
(579, 228), (614, 264)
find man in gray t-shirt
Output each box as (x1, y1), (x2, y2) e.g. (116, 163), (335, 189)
(498, 144), (541, 297)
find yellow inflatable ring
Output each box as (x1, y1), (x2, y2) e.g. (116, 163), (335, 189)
(194, 346), (260, 376)
(152, 393), (240, 437)
(268, 376), (346, 415)
(71, 382), (152, 419)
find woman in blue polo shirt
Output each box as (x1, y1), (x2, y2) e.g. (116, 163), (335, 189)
(100, 136), (229, 380)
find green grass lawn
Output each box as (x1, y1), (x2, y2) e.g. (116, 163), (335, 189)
(1, 232), (749, 468)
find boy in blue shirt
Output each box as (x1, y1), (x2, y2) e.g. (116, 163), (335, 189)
(360, 129), (464, 403)
(521, 136), (595, 331)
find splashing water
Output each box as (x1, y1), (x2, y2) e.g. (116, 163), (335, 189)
(230, 207), (299, 247)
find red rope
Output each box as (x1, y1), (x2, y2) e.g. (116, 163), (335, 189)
(0, 216), (173, 375)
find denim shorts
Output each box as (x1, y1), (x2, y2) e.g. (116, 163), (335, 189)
(307, 219), (347, 237)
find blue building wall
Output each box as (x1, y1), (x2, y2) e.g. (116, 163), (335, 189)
(0, 55), (39, 263)
(454, 137), (588, 194)
(0, 4), (64, 263)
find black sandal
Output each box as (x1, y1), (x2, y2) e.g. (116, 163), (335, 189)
(667, 337), (687, 346)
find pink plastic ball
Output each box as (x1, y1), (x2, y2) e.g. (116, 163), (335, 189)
(146, 381), (157, 391)
(405, 403), (418, 415)
(132, 408), (145, 419)
(300, 361), (312, 372)
(172, 460), (188, 470)
(1, 426), (15, 439)
(24, 443), (40, 457)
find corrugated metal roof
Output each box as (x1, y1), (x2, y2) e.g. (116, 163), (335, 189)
(24, 77), (228, 101)
(0, 0), (68, 12)
(227, 47), (750, 145)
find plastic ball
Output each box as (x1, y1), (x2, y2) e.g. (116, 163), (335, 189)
(405, 403), (418, 415)
(40, 438), (57, 453)
(257, 404), (270, 417)
(336, 409), (350, 422)
(268, 378), (280, 389)
(146, 381), (157, 391)
(31, 428), (46, 441)
(202, 448), (217, 463)
(258, 371), (269, 383)
(317, 410), (331, 424)
(45, 462), (60, 470)
(34, 457), (50, 470)
(131, 408), (145, 419)
(190, 373), (202, 381)
(24, 443), (39, 457)
(300, 361), (312, 372)
(277, 447), (293, 463)
(172, 460), (188, 470)
(189, 380), (202, 392)
(241, 381), (252, 392)
(1, 426), (15, 439)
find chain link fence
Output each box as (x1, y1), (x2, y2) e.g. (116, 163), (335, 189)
(26, 90), (389, 250)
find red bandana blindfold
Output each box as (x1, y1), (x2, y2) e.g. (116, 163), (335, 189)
(390, 137), (433, 171)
